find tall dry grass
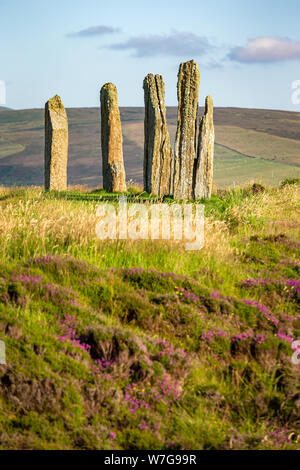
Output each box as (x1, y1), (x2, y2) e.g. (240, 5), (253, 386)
(0, 186), (234, 276)
(0, 184), (298, 287)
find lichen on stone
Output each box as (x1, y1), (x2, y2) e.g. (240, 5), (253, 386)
(193, 95), (215, 200)
(173, 60), (200, 200)
(143, 74), (173, 196)
(100, 83), (127, 193)
(44, 95), (68, 191)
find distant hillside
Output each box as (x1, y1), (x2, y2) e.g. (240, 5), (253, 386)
(0, 106), (299, 188)
(0, 107), (11, 112)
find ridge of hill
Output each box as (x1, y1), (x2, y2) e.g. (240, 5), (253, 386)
(0, 107), (299, 187)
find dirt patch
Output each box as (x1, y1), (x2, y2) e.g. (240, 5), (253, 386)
(0, 371), (63, 413)
(0, 283), (28, 308)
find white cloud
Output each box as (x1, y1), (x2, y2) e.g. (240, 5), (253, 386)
(107, 31), (215, 58)
(229, 37), (300, 63)
(67, 25), (121, 38)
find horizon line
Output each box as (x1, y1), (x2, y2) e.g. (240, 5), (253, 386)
(1, 105), (300, 114)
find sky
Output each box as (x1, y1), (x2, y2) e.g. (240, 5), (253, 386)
(1, 0), (300, 111)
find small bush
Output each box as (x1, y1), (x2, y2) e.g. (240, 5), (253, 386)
(280, 178), (300, 187)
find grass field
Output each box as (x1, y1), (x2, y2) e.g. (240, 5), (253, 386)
(0, 181), (299, 449)
(214, 144), (300, 186)
(0, 106), (299, 188)
(0, 139), (24, 159)
(215, 126), (300, 166)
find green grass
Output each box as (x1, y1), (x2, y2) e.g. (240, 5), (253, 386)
(215, 125), (300, 166)
(0, 183), (299, 450)
(0, 138), (24, 159)
(214, 144), (300, 187)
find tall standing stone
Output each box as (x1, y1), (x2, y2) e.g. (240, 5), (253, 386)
(173, 60), (200, 199)
(44, 95), (68, 191)
(193, 95), (215, 200)
(143, 74), (173, 196)
(100, 83), (126, 193)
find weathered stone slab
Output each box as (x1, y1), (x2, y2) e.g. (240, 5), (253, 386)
(100, 83), (126, 193)
(173, 60), (200, 199)
(143, 74), (173, 196)
(193, 95), (214, 200)
(44, 95), (68, 191)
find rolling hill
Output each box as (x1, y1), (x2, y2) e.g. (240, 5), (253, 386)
(0, 106), (299, 188)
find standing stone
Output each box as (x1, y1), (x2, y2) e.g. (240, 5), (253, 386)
(193, 95), (215, 200)
(173, 60), (200, 199)
(143, 74), (173, 196)
(100, 83), (126, 193)
(44, 95), (68, 191)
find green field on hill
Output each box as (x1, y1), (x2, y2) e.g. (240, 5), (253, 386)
(214, 144), (300, 186)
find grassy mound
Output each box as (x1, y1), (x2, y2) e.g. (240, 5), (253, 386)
(0, 183), (299, 449)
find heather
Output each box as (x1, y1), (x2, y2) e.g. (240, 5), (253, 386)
(0, 182), (299, 450)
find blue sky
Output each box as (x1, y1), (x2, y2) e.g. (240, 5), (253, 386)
(1, 0), (300, 110)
